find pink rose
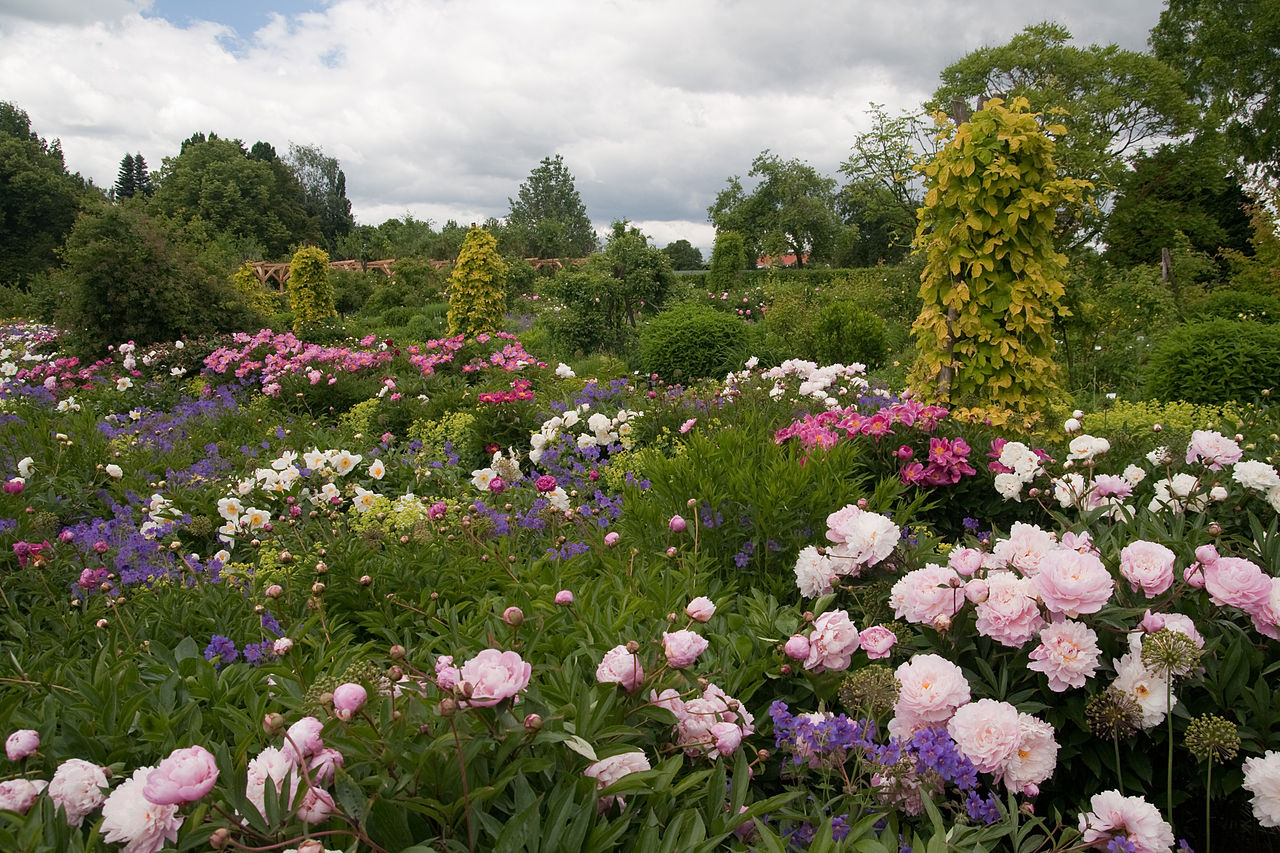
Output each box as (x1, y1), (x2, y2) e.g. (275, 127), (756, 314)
(460, 649), (532, 706)
(1119, 540), (1176, 597)
(948, 699), (1021, 774)
(5, 729), (39, 761)
(332, 683), (367, 720)
(596, 645), (644, 692)
(142, 745), (219, 805)
(783, 635), (810, 660)
(685, 596), (716, 622)
(804, 610), (860, 673)
(1033, 549), (1113, 616)
(858, 625), (897, 659)
(662, 630), (709, 669)
(0, 779), (39, 814)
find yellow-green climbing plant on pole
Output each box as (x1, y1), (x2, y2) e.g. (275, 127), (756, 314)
(447, 226), (508, 338)
(287, 247), (337, 334)
(909, 97), (1089, 429)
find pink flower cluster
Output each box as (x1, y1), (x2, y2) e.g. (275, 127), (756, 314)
(436, 649), (533, 707)
(477, 378), (535, 404)
(1077, 790), (1175, 852)
(205, 329), (393, 395)
(773, 400), (951, 452)
(650, 683), (754, 758)
(247, 716), (343, 826)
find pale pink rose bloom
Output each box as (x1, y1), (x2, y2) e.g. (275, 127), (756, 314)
(1077, 790), (1175, 852)
(948, 547), (985, 576)
(1242, 750), (1280, 827)
(947, 699), (1020, 774)
(460, 649), (532, 706)
(282, 717), (324, 763)
(1033, 549), (1114, 616)
(308, 748), (344, 786)
(101, 766), (183, 853)
(662, 630), (709, 668)
(1119, 540), (1177, 597)
(804, 610), (860, 673)
(142, 745), (219, 805)
(783, 635), (810, 660)
(793, 545), (838, 598)
(332, 683), (367, 720)
(859, 625), (897, 659)
(435, 655), (460, 690)
(246, 746), (298, 820)
(596, 645), (645, 692)
(1186, 429), (1243, 470)
(1028, 620), (1102, 691)
(296, 786), (335, 824)
(893, 654), (970, 726)
(685, 596), (716, 622)
(5, 729), (39, 760)
(991, 522), (1056, 576)
(585, 751), (651, 810)
(889, 565), (964, 626)
(1002, 713), (1059, 795)
(974, 571), (1044, 647)
(48, 758), (108, 826)
(825, 505), (899, 571)
(0, 779), (39, 814)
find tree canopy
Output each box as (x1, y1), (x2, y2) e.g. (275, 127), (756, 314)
(506, 155), (596, 258)
(661, 239), (704, 270)
(286, 142), (355, 253)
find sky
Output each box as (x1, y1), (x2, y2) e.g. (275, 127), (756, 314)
(0, 0), (1168, 254)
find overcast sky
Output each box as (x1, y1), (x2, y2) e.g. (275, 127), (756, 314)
(1, 0), (1168, 253)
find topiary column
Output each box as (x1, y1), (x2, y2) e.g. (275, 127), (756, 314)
(447, 226), (508, 338)
(287, 247), (337, 334)
(909, 97), (1089, 429)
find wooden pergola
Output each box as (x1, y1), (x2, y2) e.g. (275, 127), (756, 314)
(250, 257), (587, 290)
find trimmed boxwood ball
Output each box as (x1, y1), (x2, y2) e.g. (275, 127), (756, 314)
(1145, 318), (1280, 404)
(811, 301), (889, 368)
(638, 304), (747, 382)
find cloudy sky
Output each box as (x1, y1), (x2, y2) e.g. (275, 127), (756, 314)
(1, 0), (1167, 252)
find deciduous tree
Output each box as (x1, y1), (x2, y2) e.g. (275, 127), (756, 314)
(708, 151), (838, 267)
(506, 155), (596, 258)
(286, 142), (355, 252)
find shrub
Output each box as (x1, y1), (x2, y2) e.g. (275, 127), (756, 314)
(447, 227), (507, 337)
(1192, 289), (1280, 324)
(230, 262), (280, 319)
(1145, 319), (1280, 403)
(637, 304), (746, 382)
(810, 301), (889, 367)
(330, 268), (377, 314)
(286, 246), (337, 332)
(707, 230), (746, 291)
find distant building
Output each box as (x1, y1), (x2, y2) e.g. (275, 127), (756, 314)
(755, 252), (809, 269)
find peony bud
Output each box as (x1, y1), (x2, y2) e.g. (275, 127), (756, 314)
(333, 683), (367, 721)
(502, 606), (524, 627)
(263, 713), (286, 735)
(783, 635), (810, 660)
(554, 590), (574, 606)
(669, 515), (687, 532)
(265, 584), (283, 599)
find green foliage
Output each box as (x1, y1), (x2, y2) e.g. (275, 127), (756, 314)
(661, 239), (704, 270)
(506, 154), (596, 258)
(446, 226), (508, 337)
(286, 246), (337, 331)
(837, 104), (930, 266)
(637, 304), (746, 382)
(1145, 318), (1280, 403)
(229, 262), (280, 319)
(1221, 194), (1280, 296)
(407, 410), (479, 463)
(810, 302), (889, 368)
(388, 256), (446, 300)
(328, 268), (377, 314)
(708, 151), (839, 267)
(1192, 289), (1280, 323)
(911, 98), (1088, 427)
(285, 142), (354, 252)
(707, 230), (747, 291)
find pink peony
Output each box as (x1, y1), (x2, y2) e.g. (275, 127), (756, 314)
(332, 683), (367, 720)
(1201, 550), (1272, 613)
(604, 531), (620, 547)
(662, 630), (709, 669)
(824, 505), (899, 571)
(669, 515), (687, 532)
(308, 748), (344, 786)
(585, 751), (651, 810)
(1119, 540), (1177, 597)
(296, 786), (335, 824)
(5, 729), (39, 761)
(974, 571), (1044, 647)
(1243, 750), (1280, 828)
(596, 645), (645, 692)
(282, 717), (324, 763)
(101, 766), (183, 853)
(804, 610), (860, 673)
(685, 596), (716, 622)
(460, 649), (532, 706)
(793, 545), (838, 597)
(0, 779), (39, 814)
(502, 606), (524, 626)
(893, 654), (971, 727)
(1027, 620), (1102, 691)
(48, 758), (108, 826)
(1186, 429), (1242, 470)
(948, 547), (985, 576)
(435, 655), (460, 690)
(889, 564), (965, 626)
(554, 589), (574, 606)
(947, 699), (1021, 774)
(673, 683), (754, 757)
(1002, 713), (1059, 795)
(1033, 548), (1114, 617)
(783, 634), (810, 660)
(991, 522), (1056, 576)
(1077, 790), (1175, 852)
(142, 745), (219, 805)
(710, 721), (744, 756)
(858, 625), (897, 659)
(246, 746), (298, 820)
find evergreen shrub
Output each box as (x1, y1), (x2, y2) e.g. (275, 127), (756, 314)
(811, 301), (889, 367)
(637, 304), (746, 382)
(1145, 319), (1280, 404)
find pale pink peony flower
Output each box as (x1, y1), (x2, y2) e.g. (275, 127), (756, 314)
(804, 610), (860, 673)
(0, 779), (39, 814)
(1027, 620), (1102, 691)
(555, 589), (574, 605)
(5, 729), (39, 761)
(991, 522), (1056, 576)
(1186, 429), (1243, 470)
(824, 505), (899, 570)
(282, 717), (324, 763)
(893, 654), (971, 727)
(1253, 578), (1280, 640)
(604, 531), (621, 547)
(273, 637), (294, 655)
(435, 655), (460, 690)
(502, 606), (524, 626)
(710, 721), (744, 756)
(947, 699), (1021, 774)
(783, 635), (810, 660)
(1112, 641), (1175, 728)
(460, 649), (532, 706)
(101, 766), (183, 853)
(1077, 790), (1175, 852)
(793, 545), (838, 598)
(859, 625), (897, 659)
(296, 786), (335, 824)
(596, 645), (645, 692)
(889, 565), (965, 626)
(1119, 540), (1177, 597)
(332, 683), (367, 720)
(673, 683), (753, 757)
(1243, 750), (1280, 828)
(142, 745), (219, 805)
(974, 571), (1044, 647)
(948, 547), (985, 576)
(1199, 547), (1272, 613)
(585, 751), (651, 810)
(685, 596), (716, 622)
(246, 746), (298, 820)
(308, 749), (344, 786)
(1154, 612), (1205, 648)
(662, 630), (709, 668)
(48, 758), (108, 826)
(1033, 548), (1113, 617)
(1002, 713), (1059, 795)
(648, 687), (685, 717)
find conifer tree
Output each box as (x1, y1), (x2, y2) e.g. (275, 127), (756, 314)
(131, 153), (152, 197)
(114, 153), (136, 199)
